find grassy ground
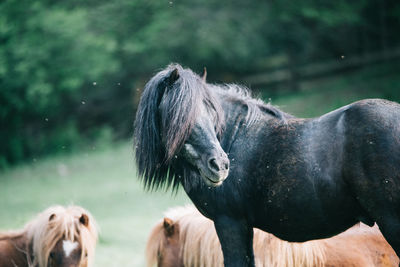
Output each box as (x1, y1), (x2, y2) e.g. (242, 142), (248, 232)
(0, 143), (191, 266)
(1, 61), (399, 266)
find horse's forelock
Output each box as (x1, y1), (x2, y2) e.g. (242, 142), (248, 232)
(160, 73), (202, 161)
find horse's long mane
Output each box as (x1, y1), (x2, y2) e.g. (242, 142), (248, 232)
(145, 219), (165, 267)
(214, 83), (291, 125)
(22, 205), (98, 267)
(146, 205), (326, 267)
(134, 64), (224, 190)
(134, 64), (291, 191)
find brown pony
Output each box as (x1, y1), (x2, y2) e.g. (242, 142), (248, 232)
(0, 205), (98, 267)
(146, 205), (399, 267)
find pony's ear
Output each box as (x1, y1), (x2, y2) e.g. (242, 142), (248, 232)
(163, 217), (175, 237)
(156, 68), (180, 107)
(49, 214), (56, 221)
(167, 68), (179, 86)
(79, 214), (89, 227)
(201, 67), (207, 82)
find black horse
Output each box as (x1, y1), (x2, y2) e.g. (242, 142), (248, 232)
(134, 64), (400, 267)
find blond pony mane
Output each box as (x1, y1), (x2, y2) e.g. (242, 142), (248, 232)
(23, 205), (98, 267)
(148, 205), (326, 267)
(146, 221), (165, 267)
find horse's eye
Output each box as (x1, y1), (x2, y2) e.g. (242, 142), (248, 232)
(49, 252), (55, 258)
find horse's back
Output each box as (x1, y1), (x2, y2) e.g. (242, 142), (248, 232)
(345, 99), (400, 131)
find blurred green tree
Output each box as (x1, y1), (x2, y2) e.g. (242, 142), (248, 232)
(1, 0), (399, 168)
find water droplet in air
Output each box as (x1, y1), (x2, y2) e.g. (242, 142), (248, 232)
(340, 55), (345, 59)
(81, 101), (86, 105)
(169, 1), (173, 5)
(62, 146), (66, 149)
(204, 202), (208, 206)
(93, 82), (97, 86)
(117, 83), (121, 86)
(174, 155), (178, 159)
(45, 118), (49, 122)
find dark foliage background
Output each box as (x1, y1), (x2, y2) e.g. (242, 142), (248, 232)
(1, 0), (400, 168)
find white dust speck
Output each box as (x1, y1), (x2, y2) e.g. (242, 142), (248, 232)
(93, 82), (97, 86)
(45, 118), (49, 122)
(81, 101), (86, 105)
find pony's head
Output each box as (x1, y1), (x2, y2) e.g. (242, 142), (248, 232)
(25, 205), (98, 267)
(134, 64), (229, 189)
(145, 217), (183, 267)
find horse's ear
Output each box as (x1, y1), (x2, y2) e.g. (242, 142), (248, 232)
(49, 214), (56, 221)
(167, 68), (179, 86)
(79, 214), (89, 227)
(163, 217), (175, 237)
(156, 68), (180, 106)
(201, 67), (207, 82)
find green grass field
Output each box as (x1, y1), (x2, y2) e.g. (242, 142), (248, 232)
(1, 62), (399, 266)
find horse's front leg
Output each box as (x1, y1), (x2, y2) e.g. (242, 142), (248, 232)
(214, 216), (255, 267)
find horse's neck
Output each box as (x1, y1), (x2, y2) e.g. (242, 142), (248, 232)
(0, 233), (30, 267)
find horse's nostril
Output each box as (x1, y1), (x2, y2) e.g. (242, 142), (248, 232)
(208, 158), (220, 172)
(224, 162), (229, 170)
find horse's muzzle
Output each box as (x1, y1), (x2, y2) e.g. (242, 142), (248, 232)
(204, 153), (230, 186)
